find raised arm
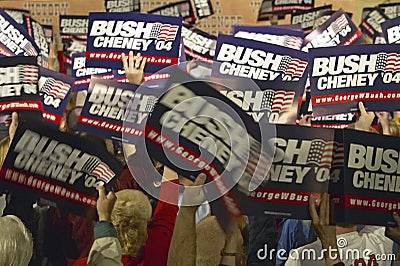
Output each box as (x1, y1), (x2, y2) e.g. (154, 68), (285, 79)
(167, 173), (206, 266)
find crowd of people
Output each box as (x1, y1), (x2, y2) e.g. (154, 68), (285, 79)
(0, 3), (399, 266)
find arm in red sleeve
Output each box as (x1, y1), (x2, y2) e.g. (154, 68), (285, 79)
(141, 179), (179, 266)
(57, 51), (67, 74)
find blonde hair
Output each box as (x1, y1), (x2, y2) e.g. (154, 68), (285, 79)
(111, 189), (152, 257)
(379, 121), (400, 137)
(196, 216), (226, 266)
(0, 136), (11, 168)
(0, 215), (33, 266)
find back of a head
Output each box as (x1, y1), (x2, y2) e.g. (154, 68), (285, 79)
(0, 215), (33, 266)
(196, 215), (226, 266)
(112, 189), (152, 258)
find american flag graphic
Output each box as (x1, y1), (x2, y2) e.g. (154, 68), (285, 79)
(19, 65), (38, 83)
(307, 140), (344, 167)
(283, 36), (303, 49)
(260, 90), (295, 112)
(81, 156), (115, 183)
(40, 78), (70, 99)
(145, 96), (157, 112)
(149, 23), (179, 41)
(331, 14), (349, 34)
(376, 52), (400, 72)
(277, 56), (307, 77)
(22, 41), (38, 56)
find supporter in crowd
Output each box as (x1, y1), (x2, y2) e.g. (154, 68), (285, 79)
(74, 166), (179, 266)
(376, 111), (400, 137)
(84, 184), (121, 266)
(285, 193), (395, 266)
(0, 214), (33, 266)
(168, 173), (247, 266)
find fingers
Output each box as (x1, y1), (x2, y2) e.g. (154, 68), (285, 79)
(129, 51), (134, 70)
(193, 173), (206, 186)
(320, 193), (329, 225)
(135, 53), (141, 69)
(121, 53), (128, 71)
(358, 101), (367, 114)
(97, 185), (106, 198)
(309, 194), (319, 224)
(106, 190), (117, 202)
(140, 56), (147, 70)
(11, 112), (18, 126)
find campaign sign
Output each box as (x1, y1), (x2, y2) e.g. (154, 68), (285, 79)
(258, 0), (314, 19)
(381, 16), (400, 44)
(0, 56), (42, 114)
(331, 129), (400, 226)
(0, 8), (39, 57)
(182, 23), (216, 63)
(359, 7), (388, 39)
(149, 1), (196, 23)
(233, 25), (304, 50)
(190, 0), (213, 20)
(59, 15), (89, 40)
(309, 44), (400, 116)
(239, 124), (340, 219)
(141, 67), (274, 219)
(59, 15), (89, 66)
(71, 52), (114, 92)
(85, 12), (182, 72)
(77, 77), (157, 141)
(105, 0), (140, 12)
(0, 121), (123, 218)
(271, 0), (314, 15)
(379, 2), (400, 19)
(311, 113), (355, 129)
(212, 34), (308, 84)
(257, 0), (285, 21)
(291, 5), (332, 34)
(24, 15), (49, 68)
(4, 8), (29, 25)
(303, 9), (364, 52)
(42, 25), (53, 47)
(39, 67), (74, 125)
(212, 35), (308, 124)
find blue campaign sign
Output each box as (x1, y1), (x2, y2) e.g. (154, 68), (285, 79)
(233, 25), (304, 50)
(72, 52), (114, 92)
(212, 34), (309, 84)
(309, 44), (400, 116)
(86, 12), (182, 73)
(212, 34), (309, 124)
(39, 67), (74, 126)
(77, 77), (158, 142)
(303, 9), (365, 52)
(0, 8), (40, 57)
(381, 16), (400, 44)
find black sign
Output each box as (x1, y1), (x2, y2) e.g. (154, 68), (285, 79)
(105, 0), (140, 12)
(0, 121), (123, 218)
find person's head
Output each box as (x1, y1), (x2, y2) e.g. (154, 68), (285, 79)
(111, 189), (152, 257)
(379, 121), (400, 137)
(196, 215), (226, 266)
(0, 215), (33, 266)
